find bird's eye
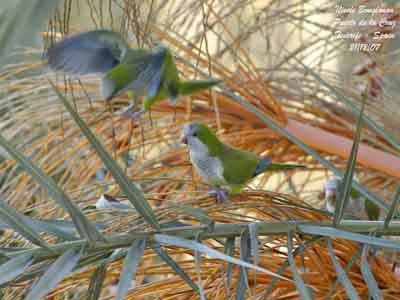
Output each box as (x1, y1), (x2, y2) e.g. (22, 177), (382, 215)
(193, 132), (197, 137)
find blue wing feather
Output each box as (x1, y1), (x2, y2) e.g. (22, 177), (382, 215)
(147, 70), (163, 99)
(46, 30), (128, 74)
(129, 47), (165, 94)
(254, 157), (272, 177)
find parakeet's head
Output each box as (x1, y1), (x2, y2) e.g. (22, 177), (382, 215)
(181, 122), (222, 155)
(324, 178), (340, 213)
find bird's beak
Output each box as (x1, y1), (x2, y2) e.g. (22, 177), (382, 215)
(180, 134), (188, 145)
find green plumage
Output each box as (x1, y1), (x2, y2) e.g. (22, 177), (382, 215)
(351, 188), (380, 220)
(46, 30), (220, 117)
(183, 122), (305, 195)
(102, 48), (157, 99)
(220, 148), (303, 194)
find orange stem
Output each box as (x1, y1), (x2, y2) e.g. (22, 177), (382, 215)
(285, 119), (400, 179)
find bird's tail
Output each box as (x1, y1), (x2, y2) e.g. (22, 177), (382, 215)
(254, 158), (305, 177)
(266, 163), (306, 172)
(179, 79), (221, 96)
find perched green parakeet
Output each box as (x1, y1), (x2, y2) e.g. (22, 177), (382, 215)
(181, 122), (305, 203)
(45, 30), (220, 119)
(324, 178), (380, 220)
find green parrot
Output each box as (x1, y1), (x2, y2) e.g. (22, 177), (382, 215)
(45, 30), (220, 119)
(324, 178), (380, 220)
(181, 122), (305, 203)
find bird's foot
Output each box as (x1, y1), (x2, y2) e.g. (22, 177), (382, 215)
(208, 188), (230, 204)
(120, 105), (144, 120)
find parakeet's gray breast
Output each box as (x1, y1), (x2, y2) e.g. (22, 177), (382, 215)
(189, 150), (225, 186)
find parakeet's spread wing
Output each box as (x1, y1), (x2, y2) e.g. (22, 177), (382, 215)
(46, 30), (129, 74)
(128, 47), (166, 94)
(220, 146), (259, 185)
(102, 47), (166, 98)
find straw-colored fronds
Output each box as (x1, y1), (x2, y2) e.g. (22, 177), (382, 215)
(1, 192), (399, 299)
(0, 0), (399, 299)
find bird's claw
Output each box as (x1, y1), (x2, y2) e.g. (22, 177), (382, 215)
(120, 105), (144, 120)
(208, 188), (230, 204)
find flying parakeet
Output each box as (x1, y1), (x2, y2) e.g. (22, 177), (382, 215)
(181, 122), (305, 203)
(324, 178), (380, 220)
(45, 30), (220, 119)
